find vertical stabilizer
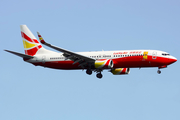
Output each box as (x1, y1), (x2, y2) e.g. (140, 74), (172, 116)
(20, 25), (43, 56)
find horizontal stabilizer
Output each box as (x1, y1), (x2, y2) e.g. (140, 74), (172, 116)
(4, 50), (34, 59)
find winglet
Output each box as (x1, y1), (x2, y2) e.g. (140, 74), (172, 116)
(37, 32), (45, 44)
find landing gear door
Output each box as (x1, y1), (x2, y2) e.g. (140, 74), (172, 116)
(152, 51), (157, 59)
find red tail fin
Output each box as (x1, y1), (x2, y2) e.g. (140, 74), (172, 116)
(20, 25), (42, 56)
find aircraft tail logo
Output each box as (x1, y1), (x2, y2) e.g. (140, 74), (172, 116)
(20, 25), (42, 56)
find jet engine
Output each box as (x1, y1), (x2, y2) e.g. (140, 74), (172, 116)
(111, 68), (130, 75)
(94, 59), (113, 69)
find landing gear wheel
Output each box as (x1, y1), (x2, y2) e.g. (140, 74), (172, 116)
(157, 70), (161, 74)
(86, 69), (92, 75)
(96, 73), (103, 79)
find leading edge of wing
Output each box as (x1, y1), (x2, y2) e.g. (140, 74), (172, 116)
(37, 32), (95, 62)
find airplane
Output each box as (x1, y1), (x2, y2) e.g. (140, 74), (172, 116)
(5, 25), (177, 79)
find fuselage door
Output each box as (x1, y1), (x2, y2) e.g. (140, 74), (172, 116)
(143, 51), (148, 59)
(42, 55), (46, 64)
(152, 51), (157, 59)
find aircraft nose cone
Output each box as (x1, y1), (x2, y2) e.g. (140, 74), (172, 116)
(169, 56), (177, 64)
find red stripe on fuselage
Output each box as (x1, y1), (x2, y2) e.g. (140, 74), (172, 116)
(113, 55), (171, 68)
(31, 55), (172, 69)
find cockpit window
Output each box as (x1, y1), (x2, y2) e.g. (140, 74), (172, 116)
(162, 53), (170, 56)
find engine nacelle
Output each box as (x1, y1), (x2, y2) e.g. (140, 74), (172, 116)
(94, 59), (113, 69)
(111, 68), (130, 75)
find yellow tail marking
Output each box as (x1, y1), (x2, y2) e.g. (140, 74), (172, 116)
(23, 40), (36, 49)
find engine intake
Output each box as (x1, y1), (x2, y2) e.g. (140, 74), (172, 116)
(94, 59), (113, 69)
(111, 68), (130, 75)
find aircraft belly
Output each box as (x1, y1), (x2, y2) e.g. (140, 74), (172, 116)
(33, 61), (82, 69)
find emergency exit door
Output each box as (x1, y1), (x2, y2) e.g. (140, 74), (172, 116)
(152, 51), (157, 59)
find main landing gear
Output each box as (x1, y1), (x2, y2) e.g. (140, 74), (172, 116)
(96, 72), (103, 79)
(86, 69), (103, 79)
(86, 69), (92, 75)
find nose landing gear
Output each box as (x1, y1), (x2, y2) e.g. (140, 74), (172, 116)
(157, 69), (161, 74)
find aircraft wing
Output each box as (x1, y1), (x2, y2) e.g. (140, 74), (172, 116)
(37, 32), (95, 67)
(4, 50), (34, 59)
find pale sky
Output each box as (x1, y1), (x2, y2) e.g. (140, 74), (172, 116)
(1, 0), (180, 120)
